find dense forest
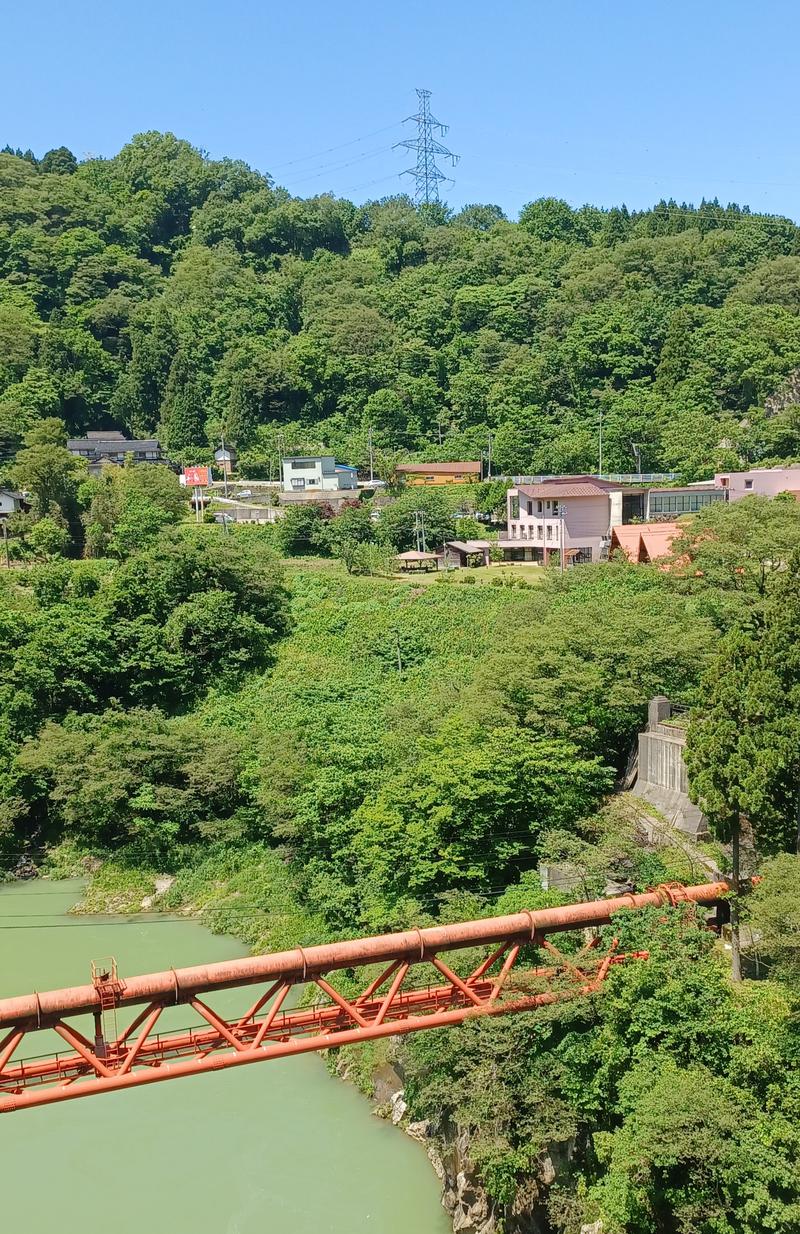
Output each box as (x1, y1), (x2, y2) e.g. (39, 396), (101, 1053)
(4, 133), (800, 477)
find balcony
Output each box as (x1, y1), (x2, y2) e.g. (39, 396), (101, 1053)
(499, 518), (564, 546)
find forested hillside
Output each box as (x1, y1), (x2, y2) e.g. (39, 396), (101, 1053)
(4, 133), (800, 477)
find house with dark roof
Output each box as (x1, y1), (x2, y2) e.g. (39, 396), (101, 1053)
(67, 431), (170, 475)
(0, 488), (26, 519)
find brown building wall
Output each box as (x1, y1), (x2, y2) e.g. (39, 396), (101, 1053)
(401, 471), (479, 486)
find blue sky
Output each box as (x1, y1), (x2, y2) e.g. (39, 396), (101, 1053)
(4, 0), (800, 219)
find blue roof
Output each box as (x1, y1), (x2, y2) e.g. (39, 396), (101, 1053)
(335, 464), (358, 471)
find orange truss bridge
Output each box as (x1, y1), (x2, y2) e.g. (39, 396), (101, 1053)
(0, 881), (729, 1114)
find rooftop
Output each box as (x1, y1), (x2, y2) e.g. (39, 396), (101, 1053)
(611, 522), (682, 563)
(446, 539), (492, 552)
(68, 436), (161, 451)
(518, 478), (617, 499)
(397, 461), (481, 474)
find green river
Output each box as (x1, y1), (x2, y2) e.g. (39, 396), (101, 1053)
(0, 879), (451, 1234)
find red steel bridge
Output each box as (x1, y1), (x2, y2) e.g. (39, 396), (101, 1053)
(0, 880), (729, 1114)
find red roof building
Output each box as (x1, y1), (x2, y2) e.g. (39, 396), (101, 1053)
(610, 522), (682, 564)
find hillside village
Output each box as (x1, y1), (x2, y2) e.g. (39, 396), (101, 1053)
(4, 424), (793, 572)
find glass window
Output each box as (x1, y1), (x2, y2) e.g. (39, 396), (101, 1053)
(510, 495), (520, 519)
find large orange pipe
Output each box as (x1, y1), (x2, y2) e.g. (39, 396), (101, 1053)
(0, 881), (728, 1030)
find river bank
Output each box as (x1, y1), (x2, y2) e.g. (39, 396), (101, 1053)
(36, 847), (575, 1234)
(0, 877), (451, 1234)
(26, 848), (535, 1234)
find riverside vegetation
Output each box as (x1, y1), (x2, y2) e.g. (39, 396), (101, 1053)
(3, 134), (800, 1233)
(2, 483), (800, 1232)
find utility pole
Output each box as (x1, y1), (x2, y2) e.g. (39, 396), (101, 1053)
(2, 520), (9, 569)
(220, 435), (229, 499)
(368, 425), (374, 485)
(394, 88), (459, 204)
(559, 503), (566, 575)
(598, 409), (604, 477)
(413, 510), (427, 553)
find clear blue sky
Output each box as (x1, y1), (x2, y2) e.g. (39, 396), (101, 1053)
(4, 0), (800, 219)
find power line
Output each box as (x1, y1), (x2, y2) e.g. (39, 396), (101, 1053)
(268, 122), (404, 171)
(394, 88), (459, 204)
(287, 143), (398, 188)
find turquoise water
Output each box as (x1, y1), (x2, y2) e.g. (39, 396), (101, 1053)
(0, 880), (450, 1234)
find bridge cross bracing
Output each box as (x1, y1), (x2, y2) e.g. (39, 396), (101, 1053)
(0, 881), (727, 1113)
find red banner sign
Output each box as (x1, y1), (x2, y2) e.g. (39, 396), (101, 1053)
(183, 466), (210, 487)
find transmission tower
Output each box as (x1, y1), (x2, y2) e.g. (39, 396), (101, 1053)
(395, 88), (459, 204)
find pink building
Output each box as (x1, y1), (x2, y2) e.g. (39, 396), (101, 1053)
(715, 465), (800, 500)
(498, 477), (629, 564)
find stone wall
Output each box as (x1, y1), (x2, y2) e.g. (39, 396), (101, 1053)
(632, 696), (708, 839)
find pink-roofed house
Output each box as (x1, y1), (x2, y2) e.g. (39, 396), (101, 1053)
(497, 476), (631, 564)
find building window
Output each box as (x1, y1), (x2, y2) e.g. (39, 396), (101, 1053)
(744, 479), (753, 489)
(291, 478), (305, 489)
(536, 500), (543, 514)
(510, 495), (520, 519)
(649, 491), (724, 515)
(573, 546), (593, 565)
(546, 525), (554, 541)
(291, 460), (312, 470)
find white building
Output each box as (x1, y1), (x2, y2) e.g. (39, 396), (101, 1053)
(497, 477), (623, 564)
(0, 488), (25, 519)
(281, 456), (358, 495)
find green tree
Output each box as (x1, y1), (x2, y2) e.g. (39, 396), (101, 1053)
(376, 488), (455, 551)
(160, 349), (205, 452)
(272, 504), (332, 557)
(670, 495), (800, 603)
(746, 853), (800, 990)
(10, 418), (85, 552)
(27, 515), (70, 560)
(39, 147), (78, 175)
(83, 464), (186, 557)
(686, 568), (800, 978)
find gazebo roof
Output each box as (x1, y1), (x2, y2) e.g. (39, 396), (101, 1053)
(396, 550), (438, 560)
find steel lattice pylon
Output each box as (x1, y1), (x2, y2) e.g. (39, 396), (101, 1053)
(0, 881), (729, 1113)
(395, 88), (459, 204)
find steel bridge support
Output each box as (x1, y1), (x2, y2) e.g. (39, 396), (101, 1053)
(0, 881), (728, 1113)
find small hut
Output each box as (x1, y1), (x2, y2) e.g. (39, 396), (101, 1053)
(444, 539), (492, 568)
